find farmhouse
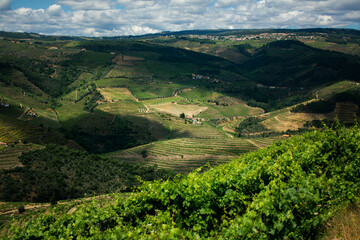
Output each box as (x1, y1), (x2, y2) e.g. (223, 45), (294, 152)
(192, 118), (203, 125)
(0, 142), (8, 147)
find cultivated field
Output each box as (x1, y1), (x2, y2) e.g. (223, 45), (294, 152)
(108, 136), (279, 173)
(98, 101), (146, 115)
(98, 88), (137, 101)
(148, 103), (208, 117)
(96, 77), (136, 88)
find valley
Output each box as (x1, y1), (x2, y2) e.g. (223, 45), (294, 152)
(1, 28), (360, 239)
(1, 29), (360, 172)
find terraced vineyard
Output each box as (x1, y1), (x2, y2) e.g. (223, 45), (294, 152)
(0, 115), (33, 143)
(330, 102), (359, 123)
(166, 119), (224, 139)
(108, 136), (278, 173)
(0, 143), (43, 169)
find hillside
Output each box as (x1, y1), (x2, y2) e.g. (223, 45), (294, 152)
(6, 125), (360, 239)
(239, 40), (359, 88)
(1, 30), (360, 176)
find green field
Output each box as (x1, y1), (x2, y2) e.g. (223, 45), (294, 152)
(72, 51), (114, 68)
(129, 83), (183, 99)
(96, 77), (137, 88)
(56, 100), (87, 122)
(141, 96), (184, 105)
(177, 88), (216, 101)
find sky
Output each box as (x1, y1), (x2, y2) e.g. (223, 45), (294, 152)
(0, 0), (359, 37)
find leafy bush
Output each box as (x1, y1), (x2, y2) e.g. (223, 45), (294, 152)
(8, 125), (360, 239)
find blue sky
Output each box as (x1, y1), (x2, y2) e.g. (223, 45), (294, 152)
(0, 0), (359, 36)
(12, 0), (57, 10)
(11, 0), (73, 12)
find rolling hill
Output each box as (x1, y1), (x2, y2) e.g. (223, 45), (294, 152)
(0, 29), (359, 193)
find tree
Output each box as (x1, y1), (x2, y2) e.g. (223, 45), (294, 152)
(180, 113), (185, 118)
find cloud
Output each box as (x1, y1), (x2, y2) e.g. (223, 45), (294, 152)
(316, 15), (334, 25)
(116, 0), (156, 9)
(0, 0), (359, 36)
(58, 0), (114, 10)
(0, 0), (12, 10)
(214, 0), (246, 8)
(170, 0), (213, 6)
(47, 4), (64, 17)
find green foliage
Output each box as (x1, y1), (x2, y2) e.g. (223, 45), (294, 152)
(235, 117), (268, 136)
(83, 90), (104, 112)
(17, 205), (25, 214)
(0, 145), (175, 203)
(304, 119), (337, 128)
(8, 126), (360, 239)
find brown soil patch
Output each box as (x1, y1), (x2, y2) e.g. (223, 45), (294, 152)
(262, 111), (328, 132)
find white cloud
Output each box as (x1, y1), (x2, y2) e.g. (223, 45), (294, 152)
(117, 0), (157, 9)
(316, 15), (334, 25)
(0, 0), (359, 36)
(47, 4), (64, 17)
(170, 0), (213, 6)
(215, 0), (247, 8)
(0, 0), (12, 10)
(58, 0), (114, 10)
